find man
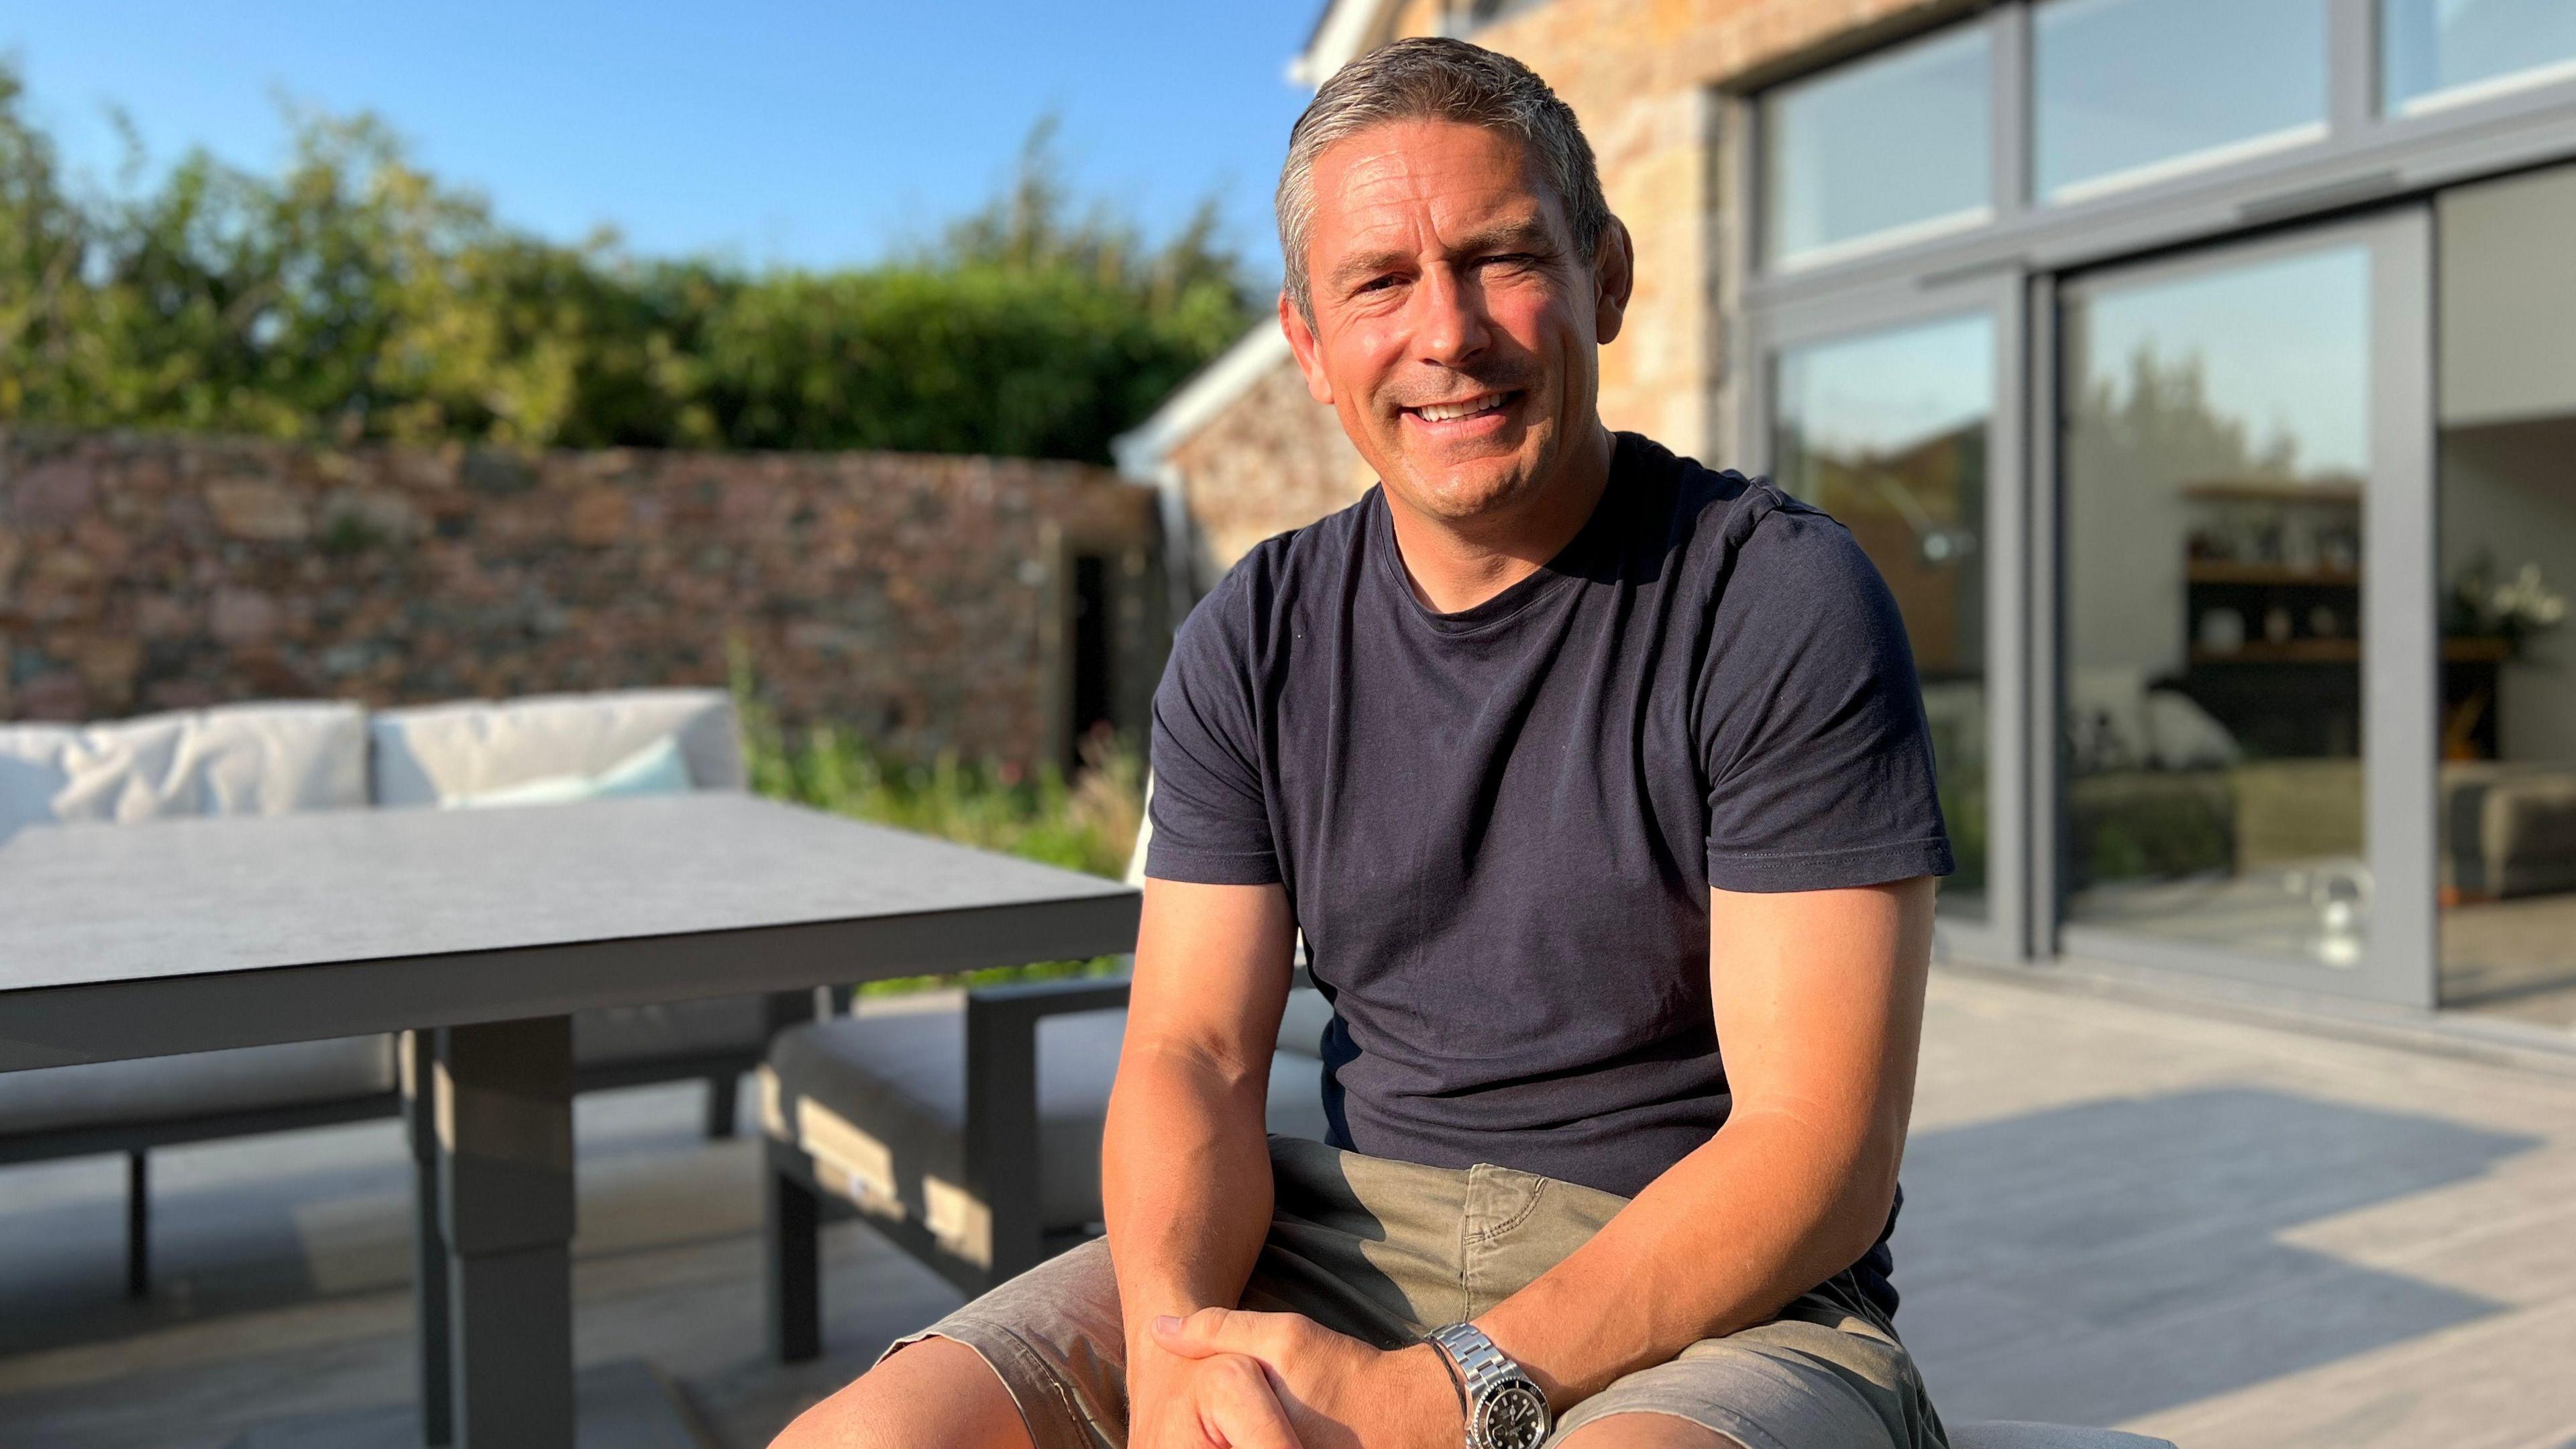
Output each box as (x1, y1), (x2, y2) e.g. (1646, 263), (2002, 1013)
(777, 36), (1949, 1449)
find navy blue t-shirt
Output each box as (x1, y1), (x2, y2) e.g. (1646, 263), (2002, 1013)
(1143, 431), (1951, 1315)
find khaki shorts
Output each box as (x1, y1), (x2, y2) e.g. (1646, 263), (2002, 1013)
(885, 1136), (1947, 1449)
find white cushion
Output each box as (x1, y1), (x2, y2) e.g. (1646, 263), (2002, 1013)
(1125, 776), (1155, 888)
(2142, 689), (2240, 771)
(1277, 986), (1334, 1061)
(767, 996), (1129, 1232)
(1949, 1424), (2174, 1449)
(2065, 667), (2153, 773)
(574, 995), (775, 1067)
(440, 735), (693, 810)
(0, 701), (368, 835)
(1264, 1048), (1331, 1143)
(0, 1035), (396, 1137)
(369, 689), (745, 806)
(767, 991), (1331, 1232)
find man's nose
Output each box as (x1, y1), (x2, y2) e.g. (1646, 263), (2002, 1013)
(1410, 265), (1491, 369)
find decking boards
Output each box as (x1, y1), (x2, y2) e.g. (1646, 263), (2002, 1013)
(0, 971), (2570, 1448)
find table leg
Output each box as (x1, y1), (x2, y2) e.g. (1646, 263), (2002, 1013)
(434, 1016), (576, 1449)
(403, 1032), (454, 1447)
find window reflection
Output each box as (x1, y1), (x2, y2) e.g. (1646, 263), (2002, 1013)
(1774, 316), (1992, 919)
(2061, 246), (2373, 966)
(2385, 0), (2576, 115)
(2434, 164), (2576, 1028)
(1762, 23), (1992, 269)
(1456, 0), (1551, 30)
(2033, 0), (2327, 203)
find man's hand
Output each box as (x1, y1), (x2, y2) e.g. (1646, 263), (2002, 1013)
(1153, 1309), (1464, 1449)
(1129, 1344), (1303, 1449)
(1105, 878), (1301, 1444)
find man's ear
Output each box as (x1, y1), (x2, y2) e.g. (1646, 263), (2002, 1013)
(1592, 215), (1635, 346)
(1279, 291), (1335, 406)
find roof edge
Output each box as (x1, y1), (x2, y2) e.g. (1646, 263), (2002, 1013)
(1291, 0), (1402, 87)
(1112, 324), (1297, 480)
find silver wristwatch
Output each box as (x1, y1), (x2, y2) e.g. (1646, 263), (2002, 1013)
(1427, 1322), (1552, 1449)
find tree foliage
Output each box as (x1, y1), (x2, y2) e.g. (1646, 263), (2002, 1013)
(0, 71), (1256, 461)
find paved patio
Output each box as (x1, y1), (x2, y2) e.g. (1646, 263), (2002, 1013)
(1, 969), (2571, 1448)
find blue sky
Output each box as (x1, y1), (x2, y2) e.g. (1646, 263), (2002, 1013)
(2, 2), (1319, 281)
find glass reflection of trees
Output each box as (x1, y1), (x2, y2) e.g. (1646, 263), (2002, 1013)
(1774, 337), (1990, 912)
(2062, 246), (2377, 970)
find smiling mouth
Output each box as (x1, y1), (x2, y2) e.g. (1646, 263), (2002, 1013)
(1405, 390), (1519, 423)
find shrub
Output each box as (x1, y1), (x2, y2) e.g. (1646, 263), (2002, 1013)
(734, 659), (1142, 994)
(0, 70), (1255, 464)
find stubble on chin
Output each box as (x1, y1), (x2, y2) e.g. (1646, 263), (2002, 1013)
(1402, 464), (1539, 523)
(1389, 427), (1558, 526)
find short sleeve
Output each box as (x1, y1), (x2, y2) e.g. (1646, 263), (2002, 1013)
(1697, 500), (1955, 893)
(1142, 574), (1281, 885)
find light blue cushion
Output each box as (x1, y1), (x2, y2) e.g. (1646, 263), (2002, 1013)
(439, 735), (691, 810)
(370, 688), (744, 806)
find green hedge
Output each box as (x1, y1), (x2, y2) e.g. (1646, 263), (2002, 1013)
(0, 76), (1254, 464)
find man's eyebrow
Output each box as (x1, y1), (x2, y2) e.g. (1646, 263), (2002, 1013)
(1328, 248), (1416, 290)
(1325, 218), (1561, 292)
(1448, 219), (1558, 256)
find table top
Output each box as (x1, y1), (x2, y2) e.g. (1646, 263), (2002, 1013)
(0, 793), (1139, 1072)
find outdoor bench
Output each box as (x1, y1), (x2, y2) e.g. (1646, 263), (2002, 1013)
(757, 968), (1331, 1354)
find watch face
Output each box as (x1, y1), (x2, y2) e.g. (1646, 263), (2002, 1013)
(1477, 1381), (1550, 1449)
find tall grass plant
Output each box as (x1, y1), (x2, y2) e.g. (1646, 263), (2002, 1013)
(733, 655), (1142, 994)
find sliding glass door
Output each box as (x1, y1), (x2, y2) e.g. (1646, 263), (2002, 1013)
(2432, 163), (2576, 1028)
(2049, 213), (2436, 1005)
(1750, 212), (2451, 1007)
(1754, 275), (2029, 960)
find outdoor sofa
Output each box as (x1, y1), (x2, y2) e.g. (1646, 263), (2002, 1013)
(0, 688), (814, 1297)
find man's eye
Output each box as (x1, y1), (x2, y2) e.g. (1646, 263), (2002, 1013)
(1354, 275), (1400, 294)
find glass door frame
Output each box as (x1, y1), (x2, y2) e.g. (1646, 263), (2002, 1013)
(1740, 270), (2035, 967)
(2033, 208), (2439, 1008)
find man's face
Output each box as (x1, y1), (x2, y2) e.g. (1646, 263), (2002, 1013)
(1284, 117), (1627, 525)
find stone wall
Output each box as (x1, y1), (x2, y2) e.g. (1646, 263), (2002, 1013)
(0, 430), (1163, 768)
(1167, 355), (1371, 576)
(1465, 0), (1953, 460)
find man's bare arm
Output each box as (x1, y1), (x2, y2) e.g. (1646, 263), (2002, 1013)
(1472, 876), (1935, 1407)
(1101, 878), (1298, 1436)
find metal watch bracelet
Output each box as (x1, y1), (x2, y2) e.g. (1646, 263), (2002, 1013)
(1426, 1322), (1553, 1449)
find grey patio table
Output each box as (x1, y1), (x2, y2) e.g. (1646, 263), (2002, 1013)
(0, 790), (1140, 1449)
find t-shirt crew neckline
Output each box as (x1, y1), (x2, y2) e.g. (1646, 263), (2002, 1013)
(1367, 440), (1629, 639)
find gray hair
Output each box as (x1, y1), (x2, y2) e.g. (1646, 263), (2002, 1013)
(1276, 36), (1611, 323)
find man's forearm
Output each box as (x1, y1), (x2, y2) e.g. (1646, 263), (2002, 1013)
(1474, 1109), (1896, 1407)
(1099, 1042), (1277, 1352)
(1473, 878), (1933, 1409)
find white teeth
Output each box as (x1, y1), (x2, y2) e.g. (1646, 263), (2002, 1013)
(1415, 393), (1503, 423)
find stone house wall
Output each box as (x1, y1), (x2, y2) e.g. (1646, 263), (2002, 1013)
(1166, 354), (1371, 574)
(1456, 0), (1949, 456)
(0, 430), (1164, 769)
(1157, 0), (1950, 573)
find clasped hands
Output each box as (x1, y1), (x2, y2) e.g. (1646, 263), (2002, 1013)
(1130, 1307), (1465, 1449)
